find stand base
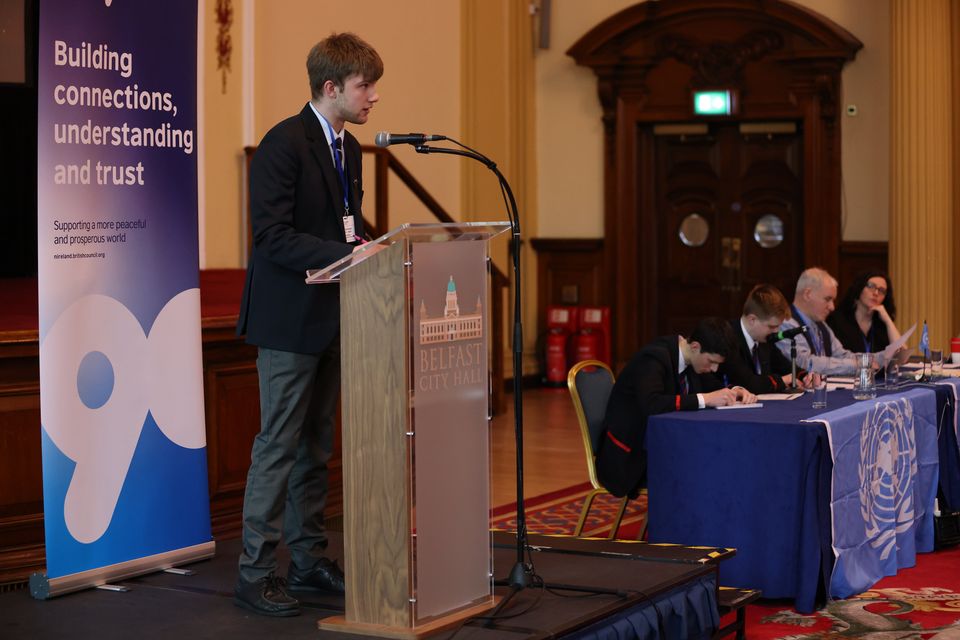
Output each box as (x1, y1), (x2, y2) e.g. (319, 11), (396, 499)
(318, 597), (501, 639)
(507, 561), (532, 589)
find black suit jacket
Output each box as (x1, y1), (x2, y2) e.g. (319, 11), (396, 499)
(827, 308), (891, 354)
(718, 318), (797, 393)
(595, 336), (721, 498)
(237, 104), (364, 353)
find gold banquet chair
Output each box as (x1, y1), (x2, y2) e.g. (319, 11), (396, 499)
(567, 359), (639, 540)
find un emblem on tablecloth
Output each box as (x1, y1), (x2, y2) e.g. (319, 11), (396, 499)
(859, 399), (918, 559)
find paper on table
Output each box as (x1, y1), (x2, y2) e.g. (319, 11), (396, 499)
(716, 402), (763, 410)
(757, 393), (803, 401)
(882, 323), (916, 363)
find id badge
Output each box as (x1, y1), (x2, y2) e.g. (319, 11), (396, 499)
(343, 215), (356, 243)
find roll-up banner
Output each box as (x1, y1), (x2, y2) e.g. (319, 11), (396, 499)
(32, 0), (213, 599)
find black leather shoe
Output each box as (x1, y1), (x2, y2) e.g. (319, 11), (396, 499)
(287, 558), (346, 594)
(234, 574), (300, 617)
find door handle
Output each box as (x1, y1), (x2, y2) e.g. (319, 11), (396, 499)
(720, 237), (741, 292)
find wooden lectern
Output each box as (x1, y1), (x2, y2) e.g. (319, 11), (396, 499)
(307, 222), (510, 638)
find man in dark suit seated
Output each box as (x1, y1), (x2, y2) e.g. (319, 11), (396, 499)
(719, 284), (816, 394)
(596, 317), (756, 498)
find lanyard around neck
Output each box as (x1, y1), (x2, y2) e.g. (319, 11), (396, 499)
(316, 111), (350, 213)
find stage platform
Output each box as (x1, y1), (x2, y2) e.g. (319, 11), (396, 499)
(0, 532), (731, 639)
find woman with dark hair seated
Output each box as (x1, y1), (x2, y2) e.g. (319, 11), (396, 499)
(827, 270), (901, 354)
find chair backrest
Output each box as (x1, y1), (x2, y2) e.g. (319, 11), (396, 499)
(567, 360), (615, 489)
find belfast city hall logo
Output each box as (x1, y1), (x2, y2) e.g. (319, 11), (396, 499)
(416, 276), (484, 392)
(418, 275), (483, 344)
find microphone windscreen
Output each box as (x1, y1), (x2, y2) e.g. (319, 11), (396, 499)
(374, 132), (390, 148)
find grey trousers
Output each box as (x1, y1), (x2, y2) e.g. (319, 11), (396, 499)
(238, 342), (340, 583)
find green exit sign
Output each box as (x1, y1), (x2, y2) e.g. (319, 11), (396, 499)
(693, 90), (733, 115)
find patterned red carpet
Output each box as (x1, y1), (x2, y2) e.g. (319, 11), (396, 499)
(743, 546), (960, 639)
(491, 484), (960, 638)
(490, 481), (647, 539)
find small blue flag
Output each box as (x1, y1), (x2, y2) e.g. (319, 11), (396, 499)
(919, 321), (930, 359)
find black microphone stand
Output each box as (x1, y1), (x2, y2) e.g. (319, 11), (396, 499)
(916, 355), (929, 382)
(414, 142), (532, 595)
(771, 325), (807, 393)
(785, 337), (803, 393)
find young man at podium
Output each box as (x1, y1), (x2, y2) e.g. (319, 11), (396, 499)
(234, 33), (383, 617)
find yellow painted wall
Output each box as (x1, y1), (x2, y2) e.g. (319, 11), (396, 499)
(202, 0), (893, 264)
(253, 0), (462, 232)
(198, 0), (900, 378)
(792, 0), (891, 242)
(534, 0), (635, 239)
(200, 0), (246, 268)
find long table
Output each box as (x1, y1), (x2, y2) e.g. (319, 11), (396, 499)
(645, 380), (960, 613)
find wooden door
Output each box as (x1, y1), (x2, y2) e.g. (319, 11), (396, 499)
(654, 123), (803, 336)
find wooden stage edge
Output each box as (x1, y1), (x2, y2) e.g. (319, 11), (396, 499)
(318, 597), (502, 639)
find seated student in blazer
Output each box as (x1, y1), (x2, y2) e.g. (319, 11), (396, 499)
(596, 317), (757, 499)
(718, 283), (818, 394)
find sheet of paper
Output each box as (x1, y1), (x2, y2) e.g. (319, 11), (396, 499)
(882, 323), (916, 363)
(756, 393), (803, 401)
(716, 402), (763, 410)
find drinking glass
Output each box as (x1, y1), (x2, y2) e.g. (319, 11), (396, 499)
(852, 353), (877, 400)
(884, 360), (900, 389)
(931, 349), (944, 376)
(811, 378), (828, 409)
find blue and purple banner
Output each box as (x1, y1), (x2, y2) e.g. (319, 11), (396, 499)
(35, 0), (211, 592)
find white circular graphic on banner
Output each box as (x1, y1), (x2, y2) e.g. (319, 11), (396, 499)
(859, 399), (917, 560)
(40, 291), (205, 543)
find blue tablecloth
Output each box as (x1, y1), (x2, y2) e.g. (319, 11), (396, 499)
(806, 387), (938, 600)
(565, 574), (718, 640)
(645, 383), (960, 613)
(935, 379), (960, 510)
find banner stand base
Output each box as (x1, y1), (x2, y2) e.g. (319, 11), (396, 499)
(30, 540), (215, 600)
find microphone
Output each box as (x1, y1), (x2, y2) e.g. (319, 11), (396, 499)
(767, 325), (808, 343)
(374, 132), (446, 147)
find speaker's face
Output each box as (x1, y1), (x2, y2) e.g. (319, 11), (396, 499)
(333, 74), (380, 126)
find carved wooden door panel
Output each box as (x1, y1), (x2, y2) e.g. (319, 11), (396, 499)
(653, 123), (803, 336)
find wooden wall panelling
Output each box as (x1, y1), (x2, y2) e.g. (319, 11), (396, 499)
(530, 237), (606, 360)
(0, 333), (44, 584)
(836, 241), (889, 299)
(201, 323), (261, 539)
